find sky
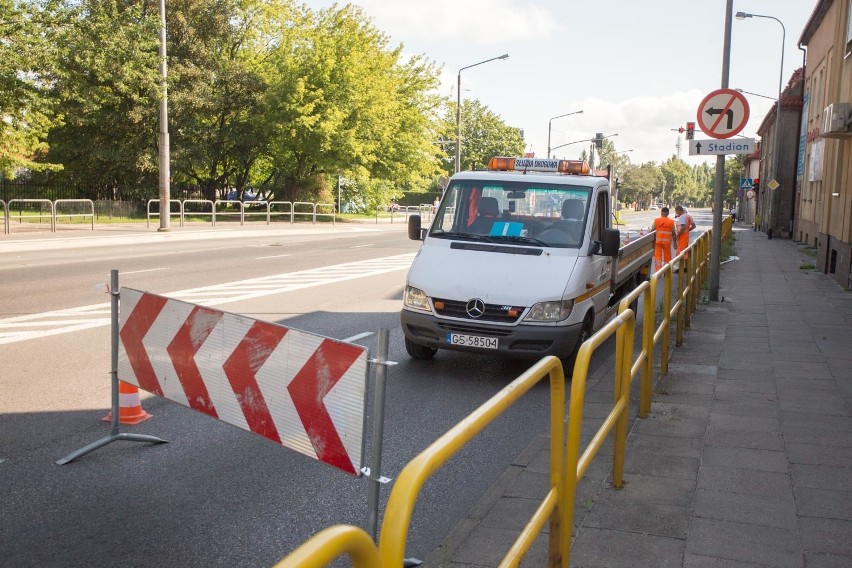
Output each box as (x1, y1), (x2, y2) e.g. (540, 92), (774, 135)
(304, 0), (818, 167)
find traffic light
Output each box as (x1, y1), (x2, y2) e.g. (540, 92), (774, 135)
(753, 178), (760, 192)
(594, 132), (604, 149)
(686, 122), (695, 140)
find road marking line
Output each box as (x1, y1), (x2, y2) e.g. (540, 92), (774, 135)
(122, 268), (168, 275)
(0, 253), (416, 345)
(255, 254), (293, 260)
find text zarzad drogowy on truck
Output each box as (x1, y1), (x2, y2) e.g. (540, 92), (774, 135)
(400, 156), (654, 366)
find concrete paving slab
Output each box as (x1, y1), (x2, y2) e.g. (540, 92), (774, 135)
(704, 428), (785, 451)
(799, 517), (852, 558)
(772, 361), (832, 380)
(714, 378), (776, 394)
(710, 400), (779, 417)
(785, 443), (852, 467)
(583, 497), (691, 539)
(683, 553), (778, 568)
(627, 433), (704, 459)
(685, 517), (801, 567)
(790, 463), (852, 490)
(707, 413), (780, 433)
(701, 446), (789, 473)
(697, 465), (793, 497)
(693, 488), (797, 530)
(624, 452), (700, 480)
(569, 527), (684, 568)
(779, 396), (851, 416)
(793, 487), (852, 521)
(802, 551), (852, 568)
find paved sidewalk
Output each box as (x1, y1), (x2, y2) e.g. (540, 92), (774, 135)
(425, 224), (852, 567)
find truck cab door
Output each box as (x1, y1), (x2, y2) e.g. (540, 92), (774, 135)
(588, 189), (613, 329)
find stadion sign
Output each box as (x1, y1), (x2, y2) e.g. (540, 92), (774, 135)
(688, 138), (755, 156)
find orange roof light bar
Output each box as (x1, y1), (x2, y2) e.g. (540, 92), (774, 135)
(487, 157), (591, 175)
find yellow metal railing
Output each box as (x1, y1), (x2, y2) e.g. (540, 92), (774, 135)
(274, 525), (381, 568)
(378, 356), (568, 567)
(275, 222), (726, 568)
(274, 356), (568, 568)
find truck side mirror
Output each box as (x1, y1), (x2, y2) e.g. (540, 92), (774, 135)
(408, 214), (424, 241)
(597, 228), (621, 256)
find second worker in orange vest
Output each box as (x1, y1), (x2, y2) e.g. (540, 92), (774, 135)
(653, 207), (677, 271)
(675, 205), (696, 261)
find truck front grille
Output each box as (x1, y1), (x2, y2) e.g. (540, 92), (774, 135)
(432, 298), (524, 324)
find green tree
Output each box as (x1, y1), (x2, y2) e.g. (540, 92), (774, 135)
(724, 154), (746, 207)
(260, 4), (444, 202)
(442, 98), (525, 173)
(0, 0), (61, 177)
(43, 0), (161, 188)
(692, 162), (715, 205)
(621, 162), (663, 208)
(661, 157), (697, 207)
(167, 0), (275, 201)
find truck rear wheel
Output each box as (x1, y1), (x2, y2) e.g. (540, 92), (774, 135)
(405, 337), (438, 360)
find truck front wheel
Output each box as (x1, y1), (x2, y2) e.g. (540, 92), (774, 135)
(563, 312), (594, 375)
(405, 337), (438, 360)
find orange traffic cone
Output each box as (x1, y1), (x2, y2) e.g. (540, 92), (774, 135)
(102, 381), (153, 425)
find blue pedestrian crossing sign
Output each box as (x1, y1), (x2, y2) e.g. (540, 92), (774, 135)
(740, 178), (754, 190)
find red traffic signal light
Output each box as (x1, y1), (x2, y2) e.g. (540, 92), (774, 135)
(686, 122), (695, 140)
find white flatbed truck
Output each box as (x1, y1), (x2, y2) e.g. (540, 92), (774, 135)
(400, 156), (654, 365)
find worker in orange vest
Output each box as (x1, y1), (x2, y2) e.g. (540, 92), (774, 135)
(653, 207), (677, 271)
(674, 205), (696, 260)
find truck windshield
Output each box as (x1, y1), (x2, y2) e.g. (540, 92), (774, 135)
(430, 181), (592, 248)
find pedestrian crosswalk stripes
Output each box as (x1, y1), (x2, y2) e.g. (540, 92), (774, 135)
(0, 253), (416, 345)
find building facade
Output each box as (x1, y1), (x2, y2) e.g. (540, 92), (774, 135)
(798, 0), (852, 288)
(755, 70), (804, 238)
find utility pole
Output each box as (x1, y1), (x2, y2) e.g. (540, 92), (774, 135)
(709, 0), (734, 301)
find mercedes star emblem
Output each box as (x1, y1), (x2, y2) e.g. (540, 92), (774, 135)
(466, 298), (486, 318)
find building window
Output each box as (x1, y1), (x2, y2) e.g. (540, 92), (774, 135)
(847, 0), (852, 57)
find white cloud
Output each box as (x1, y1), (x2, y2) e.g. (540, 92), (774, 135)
(355, 0), (560, 44)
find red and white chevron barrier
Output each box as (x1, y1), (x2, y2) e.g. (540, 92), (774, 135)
(117, 288), (368, 476)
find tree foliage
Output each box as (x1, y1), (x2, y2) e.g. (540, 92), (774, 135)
(43, 0), (161, 187)
(0, 0), (61, 176)
(620, 162), (663, 207)
(6, 0), (537, 207)
(442, 99), (525, 174)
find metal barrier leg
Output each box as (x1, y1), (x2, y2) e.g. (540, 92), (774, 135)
(56, 270), (167, 465)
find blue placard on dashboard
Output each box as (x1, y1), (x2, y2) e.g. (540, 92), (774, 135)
(490, 222), (523, 237)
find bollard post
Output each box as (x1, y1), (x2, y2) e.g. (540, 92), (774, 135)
(366, 329), (391, 540)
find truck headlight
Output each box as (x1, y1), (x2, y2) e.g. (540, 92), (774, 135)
(403, 286), (431, 311)
(524, 300), (573, 322)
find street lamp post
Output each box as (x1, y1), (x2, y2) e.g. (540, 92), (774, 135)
(551, 132), (618, 157)
(734, 87), (777, 101)
(736, 11), (785, 237)
(455, 54), (509, 173)
(157, 0), (170, 232)
(547, 110), (583, 158)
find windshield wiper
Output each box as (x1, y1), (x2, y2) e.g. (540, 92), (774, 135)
(483, 235), (550, 247)
(431, 231), (487, 241)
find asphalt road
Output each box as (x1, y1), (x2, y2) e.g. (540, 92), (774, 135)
(1, 220), (619, 567)
(1, 207), (718, 566)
